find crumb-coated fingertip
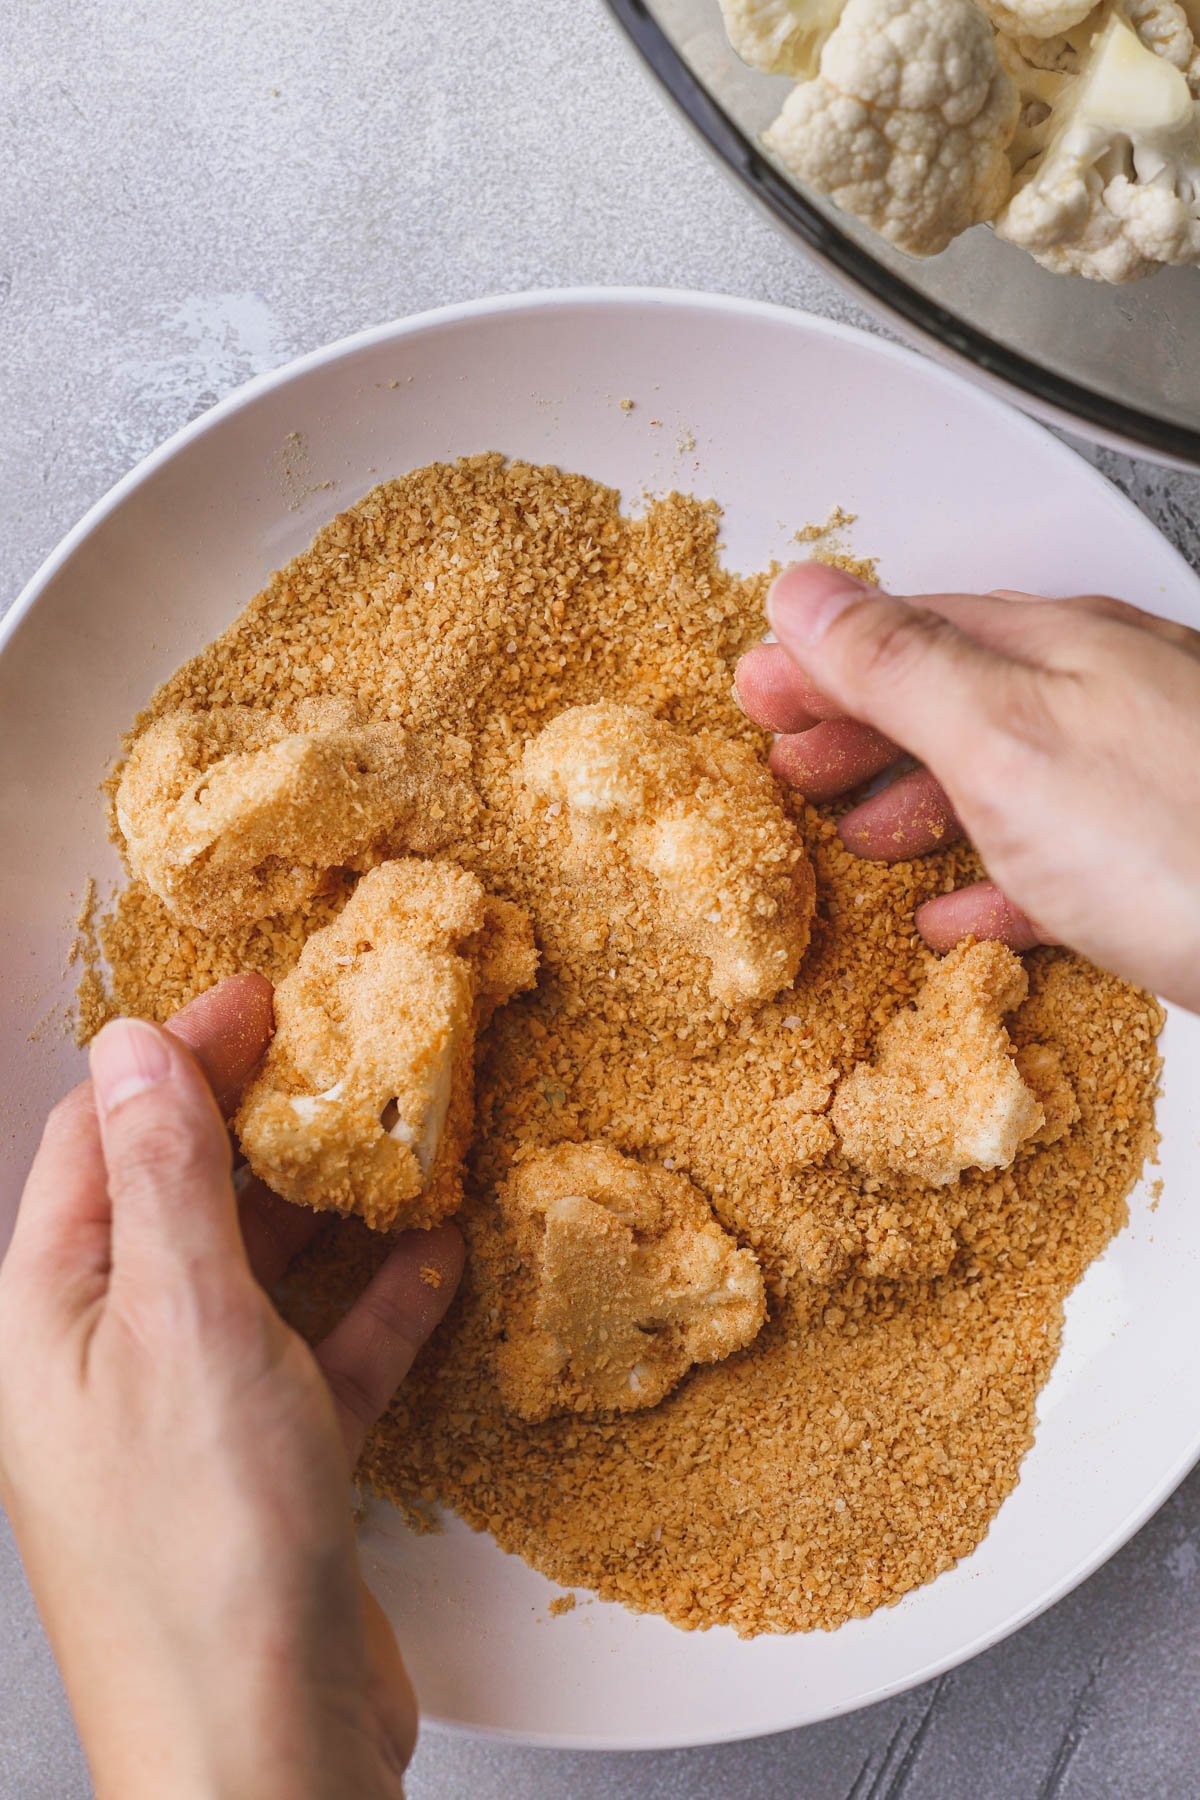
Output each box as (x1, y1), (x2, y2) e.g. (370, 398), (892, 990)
(215, 970), (276, 1033)
(838, 769), (963, 864)
(227, 969), (276, 1004)
(165, 970), (278, 1113)
(915, 885), (1050, 956)
(770, 720), (898, 805)
(403, 1218), (466, 1286)
(732, 643), (806, 732)
(381, 1219), (467, 1334)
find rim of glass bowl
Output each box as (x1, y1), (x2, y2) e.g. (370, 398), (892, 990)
(605, 0), (1200, 468)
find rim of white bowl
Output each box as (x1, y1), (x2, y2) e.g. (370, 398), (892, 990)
(7, 287), (1200, 1751)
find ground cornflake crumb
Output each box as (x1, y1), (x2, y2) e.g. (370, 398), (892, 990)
(88, 454), (1163, 1638)
(548, 1594), (576, 1618)
(618, 398), (635, 413)
(419, 1265), (444, 1290)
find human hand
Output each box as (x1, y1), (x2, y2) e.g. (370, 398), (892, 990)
(0, 975), (463, 1800)
(735, 564), (1200, 1013)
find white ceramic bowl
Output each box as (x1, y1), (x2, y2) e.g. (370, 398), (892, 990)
(3, 289), (1199, 1751)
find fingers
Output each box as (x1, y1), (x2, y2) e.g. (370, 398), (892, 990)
(6, 1085), (111, 1298)
(916, 881), (1054, 955)
(315, 1223), (465, 1466)
(735, 587), (1064, 741)
(360, 1584), (419, 1773)
(766, 565), (1015, 767)
(90, 1019), (247, 1287)
(165, 973), (274, 1118)
(1057, 593), (1200, 658)
(769, 720), (900, 804)
(996, 587), (1189, 632)
(839, 767), (964, 861)
(747, 573), (1195, 769)
(909, 592), (1061, 661)
(236, 1172), (322, 1290)
(737, 591), (1038, 739)
(143, 972), (278, 1281)
(7, 976), (274, 1315)
(733, 642), (840, 731)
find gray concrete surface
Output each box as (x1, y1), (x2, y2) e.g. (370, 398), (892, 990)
(3, 1), (1200, 1795)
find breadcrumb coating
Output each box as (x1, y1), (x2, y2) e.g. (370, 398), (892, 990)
(1016, 1042), (1080, 1147)
(235, 858), (537, 1230)
(831, 941), (1053, 1187)
(115, 697), (476, 932)
(490, 1143), (766, 1421)
(522, 702), (814, 1003)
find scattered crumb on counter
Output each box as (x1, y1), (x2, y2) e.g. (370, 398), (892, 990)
(548, 1594), (576, 1617)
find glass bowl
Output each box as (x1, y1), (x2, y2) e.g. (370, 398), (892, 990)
(606, 0), (1200, 467)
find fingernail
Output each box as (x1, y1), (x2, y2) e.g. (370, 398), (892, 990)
(767, 564), (875, 648)
(91, 1019), (172, 1116)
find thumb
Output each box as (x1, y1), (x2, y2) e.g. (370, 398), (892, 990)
(89, 1018), (245, 1285)
(767, 564), (1005, 767)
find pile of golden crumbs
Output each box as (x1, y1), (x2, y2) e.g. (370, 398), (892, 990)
(87, 455), (1162, 1636)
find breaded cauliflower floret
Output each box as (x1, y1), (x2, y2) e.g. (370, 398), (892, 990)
(116, 698), (476, 931)
(522, 703), (814, 1004)
(493, 1143), (766, 1422)
(763, 0), (1019, 257)
(236, 859), (537, 1231)
(831, 941), (1061, 1186)
(1014, 1041), (1080, 1145)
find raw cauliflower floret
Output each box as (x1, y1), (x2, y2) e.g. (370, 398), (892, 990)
(235, 859), (537, 1232)
(492, 1143), (766, 1422)
(115, 698), (476, 932)
(521, 703), (814, 1005)
(1124, 0), (1200, 91)
(718, 0), (845, 75)
(979, 0), (1096, 42)
(830, 941), (1062, 1186)
(997, 8), (1200, 280)
(763, 0), (1019, 256)
(719, 0), (1200, 279)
